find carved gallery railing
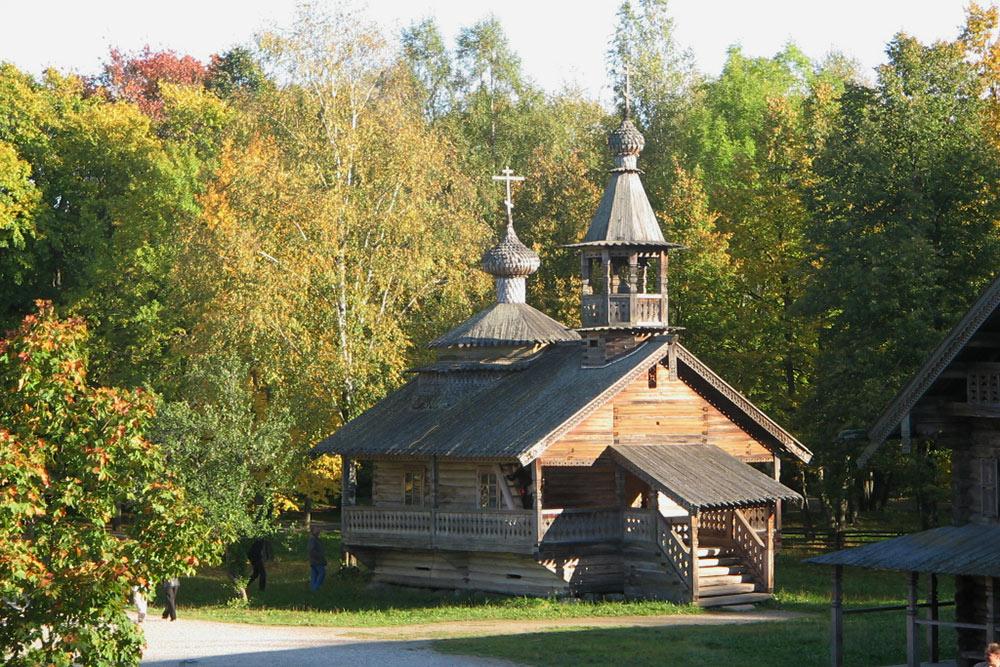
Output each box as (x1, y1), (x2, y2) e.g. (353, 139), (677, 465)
(580, 294), (665, 327)
(343, 506), (669, 550)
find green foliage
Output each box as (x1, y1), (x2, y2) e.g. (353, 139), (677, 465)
(150, 352), (298, 547)
(0, 302), (216, 666)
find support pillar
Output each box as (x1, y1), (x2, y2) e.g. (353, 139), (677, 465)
(831, 565), (843, 667)
(989, 576), (997, 645)
(927, 573), (939, 663)
(907, 571), (920, 667)
(533, 459), (544, 544)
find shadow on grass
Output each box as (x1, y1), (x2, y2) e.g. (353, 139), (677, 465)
(433, 612), (956, 667)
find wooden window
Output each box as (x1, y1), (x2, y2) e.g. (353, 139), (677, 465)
(981, 458), (999, 519)
(478, 470), (499, 509)
(648, 365), (657, 388)
(403, 469), (424, 506)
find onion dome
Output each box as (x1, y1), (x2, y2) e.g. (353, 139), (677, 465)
(609, 118), (645, 170)
(482, 223), (540, 278)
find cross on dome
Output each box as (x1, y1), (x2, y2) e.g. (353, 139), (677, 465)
(621, 62), (633, 119)
(492, 167), (524, 224)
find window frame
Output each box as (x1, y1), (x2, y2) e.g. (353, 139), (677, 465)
(478, 468), (500, 509)
(402, 467), (425, 507)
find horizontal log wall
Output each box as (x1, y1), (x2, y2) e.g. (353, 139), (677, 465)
(372, 549), (569, 597)
(436, 460), (520, 510)
(544, 356), (771, 463)
(542, 465), (617, 509)
(373, 460), (429, 507)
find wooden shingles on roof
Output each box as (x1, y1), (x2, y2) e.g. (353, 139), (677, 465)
(427, 302), (579, 348)
(312, 338), (673, 463)
(861, 273), (1000, 465)
(806, 524), (1000, 577)
(609, 444), (801, 512)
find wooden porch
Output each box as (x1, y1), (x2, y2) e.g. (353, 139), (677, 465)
(342, 504), (775, 603)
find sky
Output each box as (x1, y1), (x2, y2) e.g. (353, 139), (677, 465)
(0, 0), (978, 104)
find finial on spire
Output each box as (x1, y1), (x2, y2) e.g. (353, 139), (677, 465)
(492, 167), (525, 226)
(623, 62), (633, 120)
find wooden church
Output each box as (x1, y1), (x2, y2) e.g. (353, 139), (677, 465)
(313, 104), (812, 606)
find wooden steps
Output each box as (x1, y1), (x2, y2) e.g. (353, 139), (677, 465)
(695, 543), (770, 607)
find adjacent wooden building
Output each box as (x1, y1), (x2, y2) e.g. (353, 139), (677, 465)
(810, 274), (1000, 666)
(313, 109), (811, 606)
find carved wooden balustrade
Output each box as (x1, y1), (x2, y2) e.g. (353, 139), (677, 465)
(580, 294), (665, 327)
(540, 508), (622, 543)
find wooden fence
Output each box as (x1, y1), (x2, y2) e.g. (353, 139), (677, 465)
(781, 529), (906, 550)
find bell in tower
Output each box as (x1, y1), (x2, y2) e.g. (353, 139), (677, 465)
(568, 70), (684, 366)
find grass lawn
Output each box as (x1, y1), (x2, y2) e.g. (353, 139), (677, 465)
(162, 530), (955, 666)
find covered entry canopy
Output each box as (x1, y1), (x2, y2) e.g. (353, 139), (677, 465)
(807, 524), (1000, 576)
(609, 444), (801, 512)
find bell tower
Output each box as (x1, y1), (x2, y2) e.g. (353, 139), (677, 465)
(570, 70), (683, 366)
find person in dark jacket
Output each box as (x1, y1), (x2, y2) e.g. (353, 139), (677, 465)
(308, 526), (326, 591)
(161, 578), (180, 621)
(246, 539), (272, 591)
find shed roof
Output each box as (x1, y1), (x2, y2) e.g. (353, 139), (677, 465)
(860, 273), (1000, 466)
(312, 337), (810, 465)
(609, 444), (801, 511)
(427, 302), (579, 348)
(805, 524), (1000, 576)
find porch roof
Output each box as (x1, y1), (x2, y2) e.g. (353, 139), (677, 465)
(805, 524), (1000, 576)
(609, 444), (802, 512)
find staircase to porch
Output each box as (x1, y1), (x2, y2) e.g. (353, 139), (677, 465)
(694, 542), (771, 607)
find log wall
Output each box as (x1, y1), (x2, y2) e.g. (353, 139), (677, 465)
(373, 459), (521, 510)
(542, 465), (617, 509)
(542, 358), (771, 463)
(372, 549), (570, 597)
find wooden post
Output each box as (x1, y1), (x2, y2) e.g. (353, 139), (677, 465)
(602, 249), (612, 325)
(615, 467), (625, 540)
(658, 251), (668, 326)
(628, 255), (638, 323)
(772, 456), (782, 549)
(534, 459), (544, 544)
(340, 456), (357, 567)
(831, 565), (844, 667)
(430, 456), (439, 547)
(689, 512), (700, 601)
(668, 343), (677, 381)
(927, 572), (939, 663)
(765, 506), (775, 593)
(581, 254), (590, 295)
(988, 576), (997, 644)
(907, 571), (920, 667)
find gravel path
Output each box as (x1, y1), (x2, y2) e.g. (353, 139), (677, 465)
(138, 610), (803, 666)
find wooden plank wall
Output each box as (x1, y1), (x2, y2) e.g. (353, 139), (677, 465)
(542, 465), (617, 509)
(373, 460), (521, 510)
(543, 359), (771, 463)
(373, 460), (429, 507)
(373, 549), (569, 597)
(952, 428), (1000, 525)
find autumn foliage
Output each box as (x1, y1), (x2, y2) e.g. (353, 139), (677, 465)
(94, 45), (208, 118)
(0, 302), (216, 666)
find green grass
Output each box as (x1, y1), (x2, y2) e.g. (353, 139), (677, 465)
(165, 530), (700, 627)
(434, 549), (958, 667)
(163, 531), (956, 666)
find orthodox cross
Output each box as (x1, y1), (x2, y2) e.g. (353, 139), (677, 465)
(492, 167), (524, 224)
(622, 62), (633, 119)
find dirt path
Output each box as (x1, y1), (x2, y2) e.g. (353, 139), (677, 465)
(139, 609), (805, 666)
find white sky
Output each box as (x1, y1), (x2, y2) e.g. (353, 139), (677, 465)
(0, 0), (976, 104)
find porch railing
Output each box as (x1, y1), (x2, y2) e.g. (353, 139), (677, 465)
(540, 508), (622, 543)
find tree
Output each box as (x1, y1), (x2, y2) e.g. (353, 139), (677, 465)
(91, 46), (208, 119)
(401, 18), (453, 121)
(206, 47), (271, 99)
(0, 302), (215, 666)
(802, 27), (1000, 527)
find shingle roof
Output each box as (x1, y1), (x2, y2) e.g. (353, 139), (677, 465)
(426, 302), (580, 348)
(312, 337), (809, 465)
(806, 524), (1000, 576)
(567, 171), (682, 249)
(313, 338), (673, 463)
(861, 273), (1000, 465)
(610, 444), (802, 511)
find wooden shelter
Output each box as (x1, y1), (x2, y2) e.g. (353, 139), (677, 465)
(809, 274), (1000, 666)
(313, 109), (811, 606)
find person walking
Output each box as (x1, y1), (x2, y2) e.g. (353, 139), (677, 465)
(132, 585), (147, 623)
(308, 526), (326, 591)
(161, 577), (180, 621)
(247, 539), (272, 592)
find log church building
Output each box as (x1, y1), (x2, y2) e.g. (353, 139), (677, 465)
(313, 100), (812, 606)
